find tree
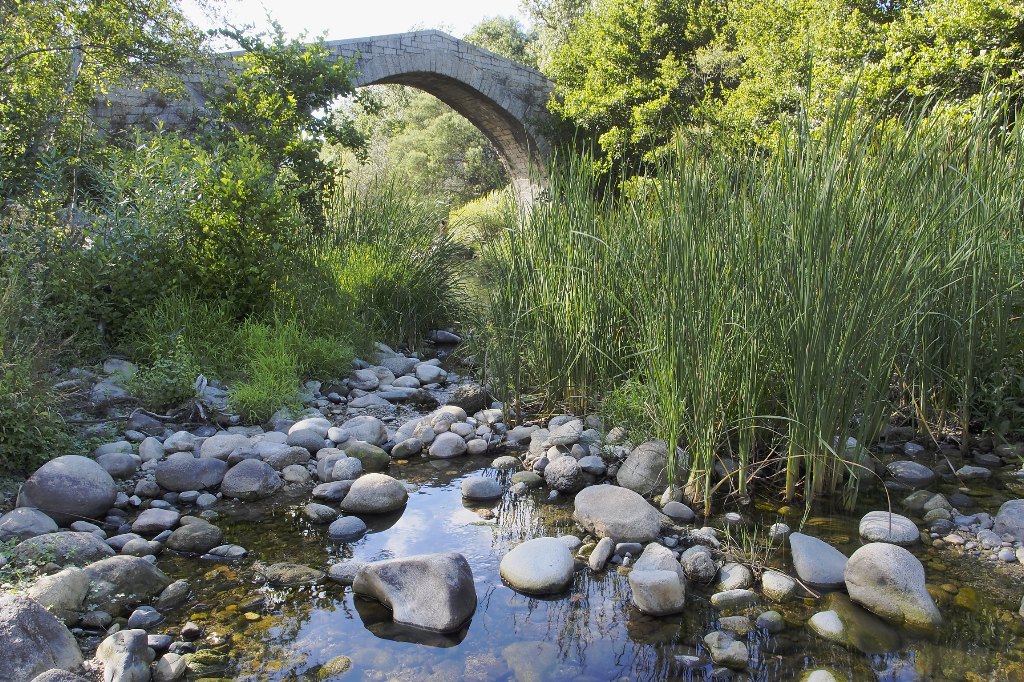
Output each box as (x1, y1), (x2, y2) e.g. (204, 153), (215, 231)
(0, 0), (207, 199)
(521, 0), (591, 72)
(546, 0), (730, 171)
(212, 23), (372, 226)
(464, 15), (539, 69)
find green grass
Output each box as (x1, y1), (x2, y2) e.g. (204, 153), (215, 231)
(483, 91), (1024, 513)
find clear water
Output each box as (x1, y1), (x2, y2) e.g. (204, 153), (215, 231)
(141, 454), (1024, 682)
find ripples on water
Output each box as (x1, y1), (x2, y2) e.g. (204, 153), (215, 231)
(151, 455), (1024, 682)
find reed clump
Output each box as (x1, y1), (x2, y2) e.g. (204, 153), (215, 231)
(483, 93), (1024, 513)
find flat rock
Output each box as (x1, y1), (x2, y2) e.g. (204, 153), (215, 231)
(15, 532), (115, 567)
(500, 537), (575, 594)
(573, 485), (660, 543)
(859, 511), (919, 545)
(0, 507), (58, 543)
(886, 460), (935, 488)
(353, 552), (476, 632)
(17, 455), (117, 526)
(340, 473), (408, 513)
(462, 476), (502, 499)
(710, 589), (756, 609)
(263, 562), (323, 586)
(166, 522), (223, 554)
(156, 454), (228, 492)
(789, 532), (848, 588)
(132, 508), (180, 535)
(328, 560), (368, 584)
(844, 542), (941, 628)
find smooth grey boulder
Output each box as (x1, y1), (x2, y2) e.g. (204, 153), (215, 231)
(573, 485), (660, 543)
(317, 451), (346, 482)
(289, 417), (332, 438)
(789, 532), (848, 588)
(339, 473), (408, 513)
(0, 594), (84, 681)
(391, 438), (423, 459)
(155, 580), (191, 610)
(0, 507), (58, 543)
(340, 415), (387, 446)
(96, 452), (137, 480)
(199, 433), (250, 461)
(327, 516), (367, 542)
(994, 499), (1024, 540)
(139, 437), (165, 463)
(131, 508), (180, 535)
(328, 560), (368, 584)
(165, 522), (223, 554)
(303, 503), (338, 524)
(446, 383), (488, 414)
(429, 431), (468, 459)
(312, 480), (352, 503)
(96, 629), (152, 682)
(663, 501), (695, 523)
(544, 455), (585, 492)
(349, 368), (380, 391)
(126, 606), (162, 629)
(415, 363), (448, 384)
(859, 511), (919, 545)
(286, 428), (325, 454)
(220, 459), (282, 501)
(82, 556), (171, 616)
(26, 567), (90, 624)
(381, 356), (418, 377)
(616, 441), (670, 496)
(628, 543), (687, 615)
(680, 545), (717, 583)
(353, 552), (476, 632)
(499, 537), (575, 595)
(718, 562), (754, 591)
(886, 460), (935, 488)
(263, 445), (311, 471)
(462, 476), (503, 499)
(331, 457), (363, 481)
(162, 430), (195, 454)
(548, 419), (583, 446)
(15, 532), (114, 567)
(17, 455), (117, 526)
(844, 542), (942, 628)
(155, 454), (228, 492)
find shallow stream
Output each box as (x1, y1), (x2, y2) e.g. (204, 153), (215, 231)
(138, 454), (1024, 682)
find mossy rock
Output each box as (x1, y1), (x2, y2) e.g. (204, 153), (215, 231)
(318, 655), (352, 679)
(510, 471), (543, 487)
(185, 650), (229, 675)
(954, 586), (981, 611)
(345, 442), (390, 472)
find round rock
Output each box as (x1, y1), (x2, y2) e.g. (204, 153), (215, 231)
(429, 432), (468, 459)
(462, 477), (503, 499)
(844, 542), (942, 628)
(327, 516), (367, 542)
(220, 459), (282, 501)
(17, 455), (117, 526)
(789, 532), (848, 588)
(499, 537), (575, 594)
(544, 455), (585, 492)
(339, 473), (408, 513)
(165, 522), (223, 554)
(573, 485), (660, 543)
(859, 511), (919, 545)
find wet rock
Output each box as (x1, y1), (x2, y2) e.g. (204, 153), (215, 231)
(957, 465), (991, 480)
(761, 570), (797, 602)
(628, 543), (687, 615)
(302, 503), (338, 524)
(126, 605), (162, 629)
(573, 485), (661, 543)
(616, 441), (670, 496)
(166, 522), (223, 554)
(806, 593), (900, 655)
(994, 499), (1024, 540)
(15, 532), (115, 567)
(502, 641), (558, 682)
(82, 556), (171, 615)
(97, 628), (152, 682)
(710, 589), (757, 609)
(717, 562), (753, 591)
(429, 431), (468, 459)
(340, 473), (408, 513)
(153, 653), (187, 682)
(462, 476), (502, 499)
(589, 537), (615, 571)
(220, 459), (282, 501)
(26, 567), (90, 624)
(312, 480), (352, 503)
(491, 455), (520, 470)
(720, 615), (753, 636)
(511, 471), (544, 487)
(340, 415), (388, 446)
(344, 441), (390, 472)
(0, 594), (84, 681)
(500, 537), (575, 594)
(859, 511), (919, 545)
(17, 455), (118, 526)
(353, 552), (476, 632)
(392, 438), (423, 459)
(703, 631), (748, 669)
(318, 656), (352, 678)
(886, 460), (935, 488)
(327, 515), (367, 542)
(789, 532), (848, 588)
(263, 562), (323, 586)
(0, 507), (58, 543)
(156, 454), (228, 492)
(156, 580), (190, 610)
(544, 455), (585, 492)
(756, 610), (785, 633)
(328, 560), (368, 584)
(132, 508), (180, 535)
(204, 544), (247, 559)
(680, 545), (717, 583)
(844, 542), (941, 628)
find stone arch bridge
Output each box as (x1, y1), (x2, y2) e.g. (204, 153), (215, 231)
(93, 30), (555, 195)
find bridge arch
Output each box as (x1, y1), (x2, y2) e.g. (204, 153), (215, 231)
(93, 30), (555, 197)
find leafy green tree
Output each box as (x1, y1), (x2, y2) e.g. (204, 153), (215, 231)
(521, 0), (590, 71)
(464, 15), (539, 69)
(546, 0), (730, 170)
(212, 23), (372, 226)
(0, 0), (206, 199)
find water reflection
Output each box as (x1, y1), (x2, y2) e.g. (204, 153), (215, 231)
(354, 596), (470, 647)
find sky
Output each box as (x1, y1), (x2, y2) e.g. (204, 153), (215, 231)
(184, 0), (528, 43)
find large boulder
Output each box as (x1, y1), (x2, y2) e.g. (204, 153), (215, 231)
(340, 416), (387, 446)
(15, 532), (114, 567)
(844, 543), (942, 628)
(289, 417), (332, 438)
(26, 567), (91, 624)
(353, 552), (477, 632)
(573, 485), (660, 543)
(544, 456), (585, 492)
(789, 533), (848, 589)
(131, 508), (179, 535)
(446, 384), (488, 414)
(344, 442), (390, 472)
(17, 455), (117, 526)
(0, 507), (58, 543)
(339, 473), (408, 513)
(0, 594), (84, 681)
(286, 429), (325, 454)
(886, 460), (935, 489)
(499, 537), (574, 595)
(994, 499), (1024, 540)
(616, 441), (670, 496)
(628, 543), (687, 616)
(858, 511), (919, 546)
(199, 433), (251, 461)
(429, 432), (468, 459)
(96, 629), (152, 682)
(155, 454), (228, 492)
(220, 459), (282, 501)
(95, 452), (137, 480)
(165, 522), (223, 554)
(263, 445), (311, 471)
(82, 556), (171, 616)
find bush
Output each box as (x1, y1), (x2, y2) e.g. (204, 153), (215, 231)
(125, 344), (200, 411)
